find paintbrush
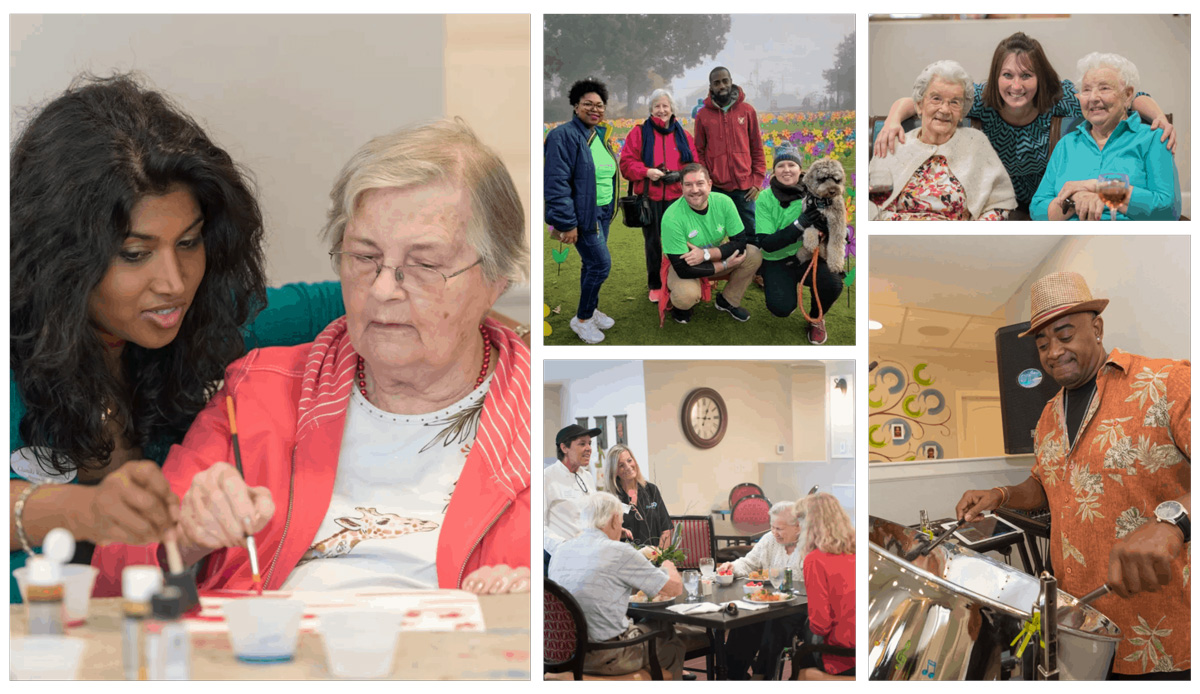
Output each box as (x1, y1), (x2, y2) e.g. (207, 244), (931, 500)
(162, 533), (201, 613)
(225, 396), (263, 595)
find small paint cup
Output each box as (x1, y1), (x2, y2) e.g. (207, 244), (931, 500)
(13, 564), (99, 626)
(222, 598), (304, 663)
(10, 636), (87, 679)
(319, 610), (399, 678)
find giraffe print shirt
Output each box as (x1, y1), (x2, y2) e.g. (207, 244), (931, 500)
(281, 375), (492, 591)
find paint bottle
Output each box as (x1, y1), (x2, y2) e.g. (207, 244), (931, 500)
(25, 556), (65, 635)
(122, 566), (163, 680)
(146, 586), (190, 680)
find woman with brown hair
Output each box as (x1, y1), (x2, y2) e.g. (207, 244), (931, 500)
(873, 32), (1174, 214)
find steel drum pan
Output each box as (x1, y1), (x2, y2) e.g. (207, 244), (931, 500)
(869, 516), (1120, 680)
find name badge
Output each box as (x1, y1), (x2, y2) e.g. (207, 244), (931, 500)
(688, 229), (699, 238)
(647, 502), (658, 509)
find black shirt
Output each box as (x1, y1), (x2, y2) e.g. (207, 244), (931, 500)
(614, 482), (673, 546)
(1064, 376), (1098, 448)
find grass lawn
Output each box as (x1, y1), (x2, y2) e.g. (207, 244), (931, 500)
(543, 216), (856, 346)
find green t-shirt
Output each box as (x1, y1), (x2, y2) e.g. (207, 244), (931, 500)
(754, 188), (805, 261)
(9, 281), (345, 602)
(590, 134), (617, 207)
(660, 192), (744, 255)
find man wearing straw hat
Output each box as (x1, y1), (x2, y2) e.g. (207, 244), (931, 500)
(956, 271), (1189, 679)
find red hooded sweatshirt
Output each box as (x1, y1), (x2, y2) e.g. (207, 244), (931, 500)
(91, 317), (530, 595)
(693, 86), (766, 191)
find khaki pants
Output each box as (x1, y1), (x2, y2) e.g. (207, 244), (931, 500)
(667, 245), (763, 310)
(584, 623), (686, 679)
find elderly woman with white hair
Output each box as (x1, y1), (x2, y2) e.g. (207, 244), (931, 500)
(548, 492), (686, 678)
(716, 500), (805, 679)
(93, 119), (532, 595)
(619, 89), (697, 302)
(868, 60), (1017, 221)
(1032, 53), (1181, 221)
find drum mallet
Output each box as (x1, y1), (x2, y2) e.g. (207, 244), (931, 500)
(904, 519), (963, 561)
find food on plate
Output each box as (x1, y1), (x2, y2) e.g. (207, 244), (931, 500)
(743, 581), (763, 590)
(747, 589), (786, 603)
(630, 590), (672, 603)
(717, 566), (733, 576)
(747, 570), (769, 580)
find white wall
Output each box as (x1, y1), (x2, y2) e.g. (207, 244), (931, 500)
(543, 360), (649, 485)
(869, 15), (1191, 216)
(1002, 236), (1190, 360)
(869, 454), (1036, 526)
(10, 14), (530, 325)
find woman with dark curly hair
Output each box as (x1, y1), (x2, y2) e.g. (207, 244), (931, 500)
(544, 78), (617, 344)
(9, 74), (344, 601)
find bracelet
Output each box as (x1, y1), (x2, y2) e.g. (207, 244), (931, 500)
(14, 483), (45, 556)
(992, 486), (1010, 508)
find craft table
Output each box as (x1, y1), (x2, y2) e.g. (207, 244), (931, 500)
(10, 593), (530, 680)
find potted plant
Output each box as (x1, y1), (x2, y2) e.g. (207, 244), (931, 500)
(634, 522), (687, 567)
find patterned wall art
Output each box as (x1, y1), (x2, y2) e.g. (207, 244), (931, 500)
(869, 361), (953, 462)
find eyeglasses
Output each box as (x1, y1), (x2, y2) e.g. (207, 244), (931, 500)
(573, 472), (589, 494)
(330, 251), (481, 294)
(926, 94), (965, 110)
(578, 100), (606, 112)
(631, 505), (645, 523)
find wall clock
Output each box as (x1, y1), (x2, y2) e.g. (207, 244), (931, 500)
(681, 387), (727, 449)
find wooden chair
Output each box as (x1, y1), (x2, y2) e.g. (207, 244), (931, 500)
(668, 515), (716, 571)
(728, 483), (766, 511)
(730, 494), (772, 528)
(544, 579), (670, 680)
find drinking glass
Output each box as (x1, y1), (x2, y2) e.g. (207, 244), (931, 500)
(699, 558), (715, 579)
(868, 169), (894, 215)
(768, 567), (784, 593)
(682, 571), (701, 602)
(1097, 173), (1130, 221)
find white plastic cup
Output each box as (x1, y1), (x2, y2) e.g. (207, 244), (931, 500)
(222, 598), (305, 663)
(13, 564), (99, 627)
(9, 636), (87, 679)
(319, 610), (400, 679)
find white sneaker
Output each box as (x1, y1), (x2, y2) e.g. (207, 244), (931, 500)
(570, 317), (605, 344)
(592, 310), (615, 330)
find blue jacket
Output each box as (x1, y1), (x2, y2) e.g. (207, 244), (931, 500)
(544, 116), (616, 233)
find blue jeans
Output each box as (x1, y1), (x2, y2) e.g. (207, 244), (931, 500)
(575, 206), (612, 321)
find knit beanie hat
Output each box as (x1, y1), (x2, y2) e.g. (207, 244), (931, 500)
(774, 142), (802, 167)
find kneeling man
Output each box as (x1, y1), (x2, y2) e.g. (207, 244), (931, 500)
(660, 163), (762, 324)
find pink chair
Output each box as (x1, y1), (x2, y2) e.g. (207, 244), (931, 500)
(730, 494), (772, 534)
(728, 483), (766, 511)
(668, 515), (716, 571)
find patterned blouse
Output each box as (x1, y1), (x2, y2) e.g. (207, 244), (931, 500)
(1031, 349), (1190, 675)
(877, 156), (1008, 221)
(969, 80), (1150, 207)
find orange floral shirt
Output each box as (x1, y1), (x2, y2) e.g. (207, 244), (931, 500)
(1031, 349), (1190, 674)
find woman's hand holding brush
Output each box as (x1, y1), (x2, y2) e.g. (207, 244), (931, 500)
(176, 462), (274, 565)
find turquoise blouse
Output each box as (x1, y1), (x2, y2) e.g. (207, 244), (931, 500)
(1030, 114), (1180, 221)
(9, 281), (345, 602)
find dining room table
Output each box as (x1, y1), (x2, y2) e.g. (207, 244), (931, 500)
(711, 514), (769, 545)
(626, 577), (807, 680)
(10, 592), (530, 680)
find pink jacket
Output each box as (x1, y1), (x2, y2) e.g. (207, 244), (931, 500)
(92, 317), (531, 594)
(618, 117), (697, 201)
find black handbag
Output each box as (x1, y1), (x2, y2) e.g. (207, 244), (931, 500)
(619, 180), (652, 228)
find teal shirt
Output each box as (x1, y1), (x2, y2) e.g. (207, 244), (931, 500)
(9, 281), (345, 602)
(660, 193), (744, 255)
(754, 189), (804, 261)
(1031, 114), (1180, 221)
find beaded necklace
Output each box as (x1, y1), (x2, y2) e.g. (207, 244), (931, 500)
(355, 324), (491, 403)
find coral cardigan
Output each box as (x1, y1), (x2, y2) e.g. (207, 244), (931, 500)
(92, 316), (531, 594)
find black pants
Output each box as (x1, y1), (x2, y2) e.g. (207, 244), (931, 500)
(761, 255), (844, 319)
(713, 186), (757, 238)
(642, 197), (673, 291)
(725, 612), (806, 679)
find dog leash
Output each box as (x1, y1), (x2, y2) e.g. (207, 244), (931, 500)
(797, 245), (824, 325)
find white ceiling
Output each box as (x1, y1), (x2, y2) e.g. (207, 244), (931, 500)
(870, 235), (1064, 351)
